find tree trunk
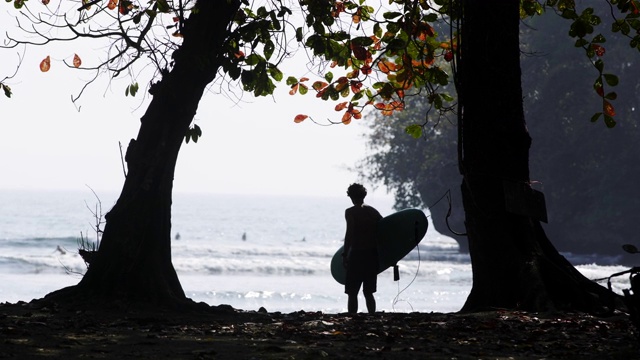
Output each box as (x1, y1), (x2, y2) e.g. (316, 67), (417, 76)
(51, 1), (241, 305)
(459, 0), (611, 312)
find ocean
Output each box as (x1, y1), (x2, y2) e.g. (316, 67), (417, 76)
(0, 190), (632, 314)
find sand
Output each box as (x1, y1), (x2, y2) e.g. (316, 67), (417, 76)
(1, 299), (638, 359)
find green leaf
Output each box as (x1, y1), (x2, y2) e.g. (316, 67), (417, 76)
(423, 13), (438, 22)
(268, 66), (283, 82)
(245, 53), (262, 66)
(383, 11), (402, 20)
(270, 12), (281, 31)
(592, 34), (606, 43)
(405, 124), (423, 139)
(440, 93), (455, 102)
(604, 114), (616, 128)
(605, 92), (618, 100)
(590, 112), (602, 122)
(594, 59), (604, 72)
(264, 40), (275, 60)
(387, 38), (407, 51)
(351, 36), (374, 47)
(130, 83), (139, 97)
(299, 84), (308, 95)
(1, 84), (12, 98)
(156, 0), (170, 13)
(593, 77), (603, 91)
(296, 27), (304, 42)
(373, 23), (382, 38)
(133, 12), (143, 24)
(324, 72), (333, 83)
(241, 69), (255, 90)
(329, 87), (339, 101)
(561, 9), (577, 20)
(603, 73), (619, 86)
(574, 38), (589, 47)
(286, 76), (298, 86)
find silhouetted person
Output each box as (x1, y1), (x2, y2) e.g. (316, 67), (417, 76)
(343, 183), (382, 314)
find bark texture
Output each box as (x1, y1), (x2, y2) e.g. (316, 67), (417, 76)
(459, 0), (611, 312)
(52, 0), (242, 305)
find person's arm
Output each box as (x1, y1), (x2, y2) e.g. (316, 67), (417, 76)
(374, 207), (383, 221)
(343, 209), (354, 263)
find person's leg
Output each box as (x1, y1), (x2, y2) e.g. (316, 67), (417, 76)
(348, 293), (358, 313)
(362, 266), (377, 314)
(364, 292), (376, 314)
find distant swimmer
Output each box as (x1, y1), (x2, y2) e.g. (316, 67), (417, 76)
(242, 232), (247, 241)
(55, 245), (66, 255)
(175, 232), (181, 240)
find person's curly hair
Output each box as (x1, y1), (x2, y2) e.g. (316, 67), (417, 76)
(346, 183), (367, 199)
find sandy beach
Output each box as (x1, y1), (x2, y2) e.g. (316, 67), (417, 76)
(1, 298), (638, 359)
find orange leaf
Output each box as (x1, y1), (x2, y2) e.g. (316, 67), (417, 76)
(391, 101), (405, 111)
(335, 102), (348, 111)
(73, 54), (82, 68)
(40, 56), (51, 72)
(351, 109), (362, 120)
(289, 83), (299, 95)
(604, 101), (616, 117)
(294, 114), (308, 123)
(351, 44), (368, 61)
(378, 61), (391, 74)
(335, 81), (349, 92)
(41, 0), (50, 5)
(107, 0), (118, 10)
(444, 51), (454, 62)
(595, 86), (604, 97)
(119, 1), (130, 15)
(299, 77), (310, 82)
(350, 81), (362, 94)
(592, 44), (605, 57)
(341, 112), (352, 125)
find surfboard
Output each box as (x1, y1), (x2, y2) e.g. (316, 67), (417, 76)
(330, 208), (428, 285)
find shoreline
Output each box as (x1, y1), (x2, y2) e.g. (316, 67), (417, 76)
(1, 300), (638, 359)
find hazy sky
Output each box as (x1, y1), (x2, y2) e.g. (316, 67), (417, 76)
(0, 9), (392, 201)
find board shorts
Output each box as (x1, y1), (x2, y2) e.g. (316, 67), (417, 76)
(345, 248), (378, 295)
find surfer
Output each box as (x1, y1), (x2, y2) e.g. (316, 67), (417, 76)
(343, 183), (382, 314)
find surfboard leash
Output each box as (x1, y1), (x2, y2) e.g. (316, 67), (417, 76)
(427, 189), (467, 236)
(391, 224), (422, 312)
